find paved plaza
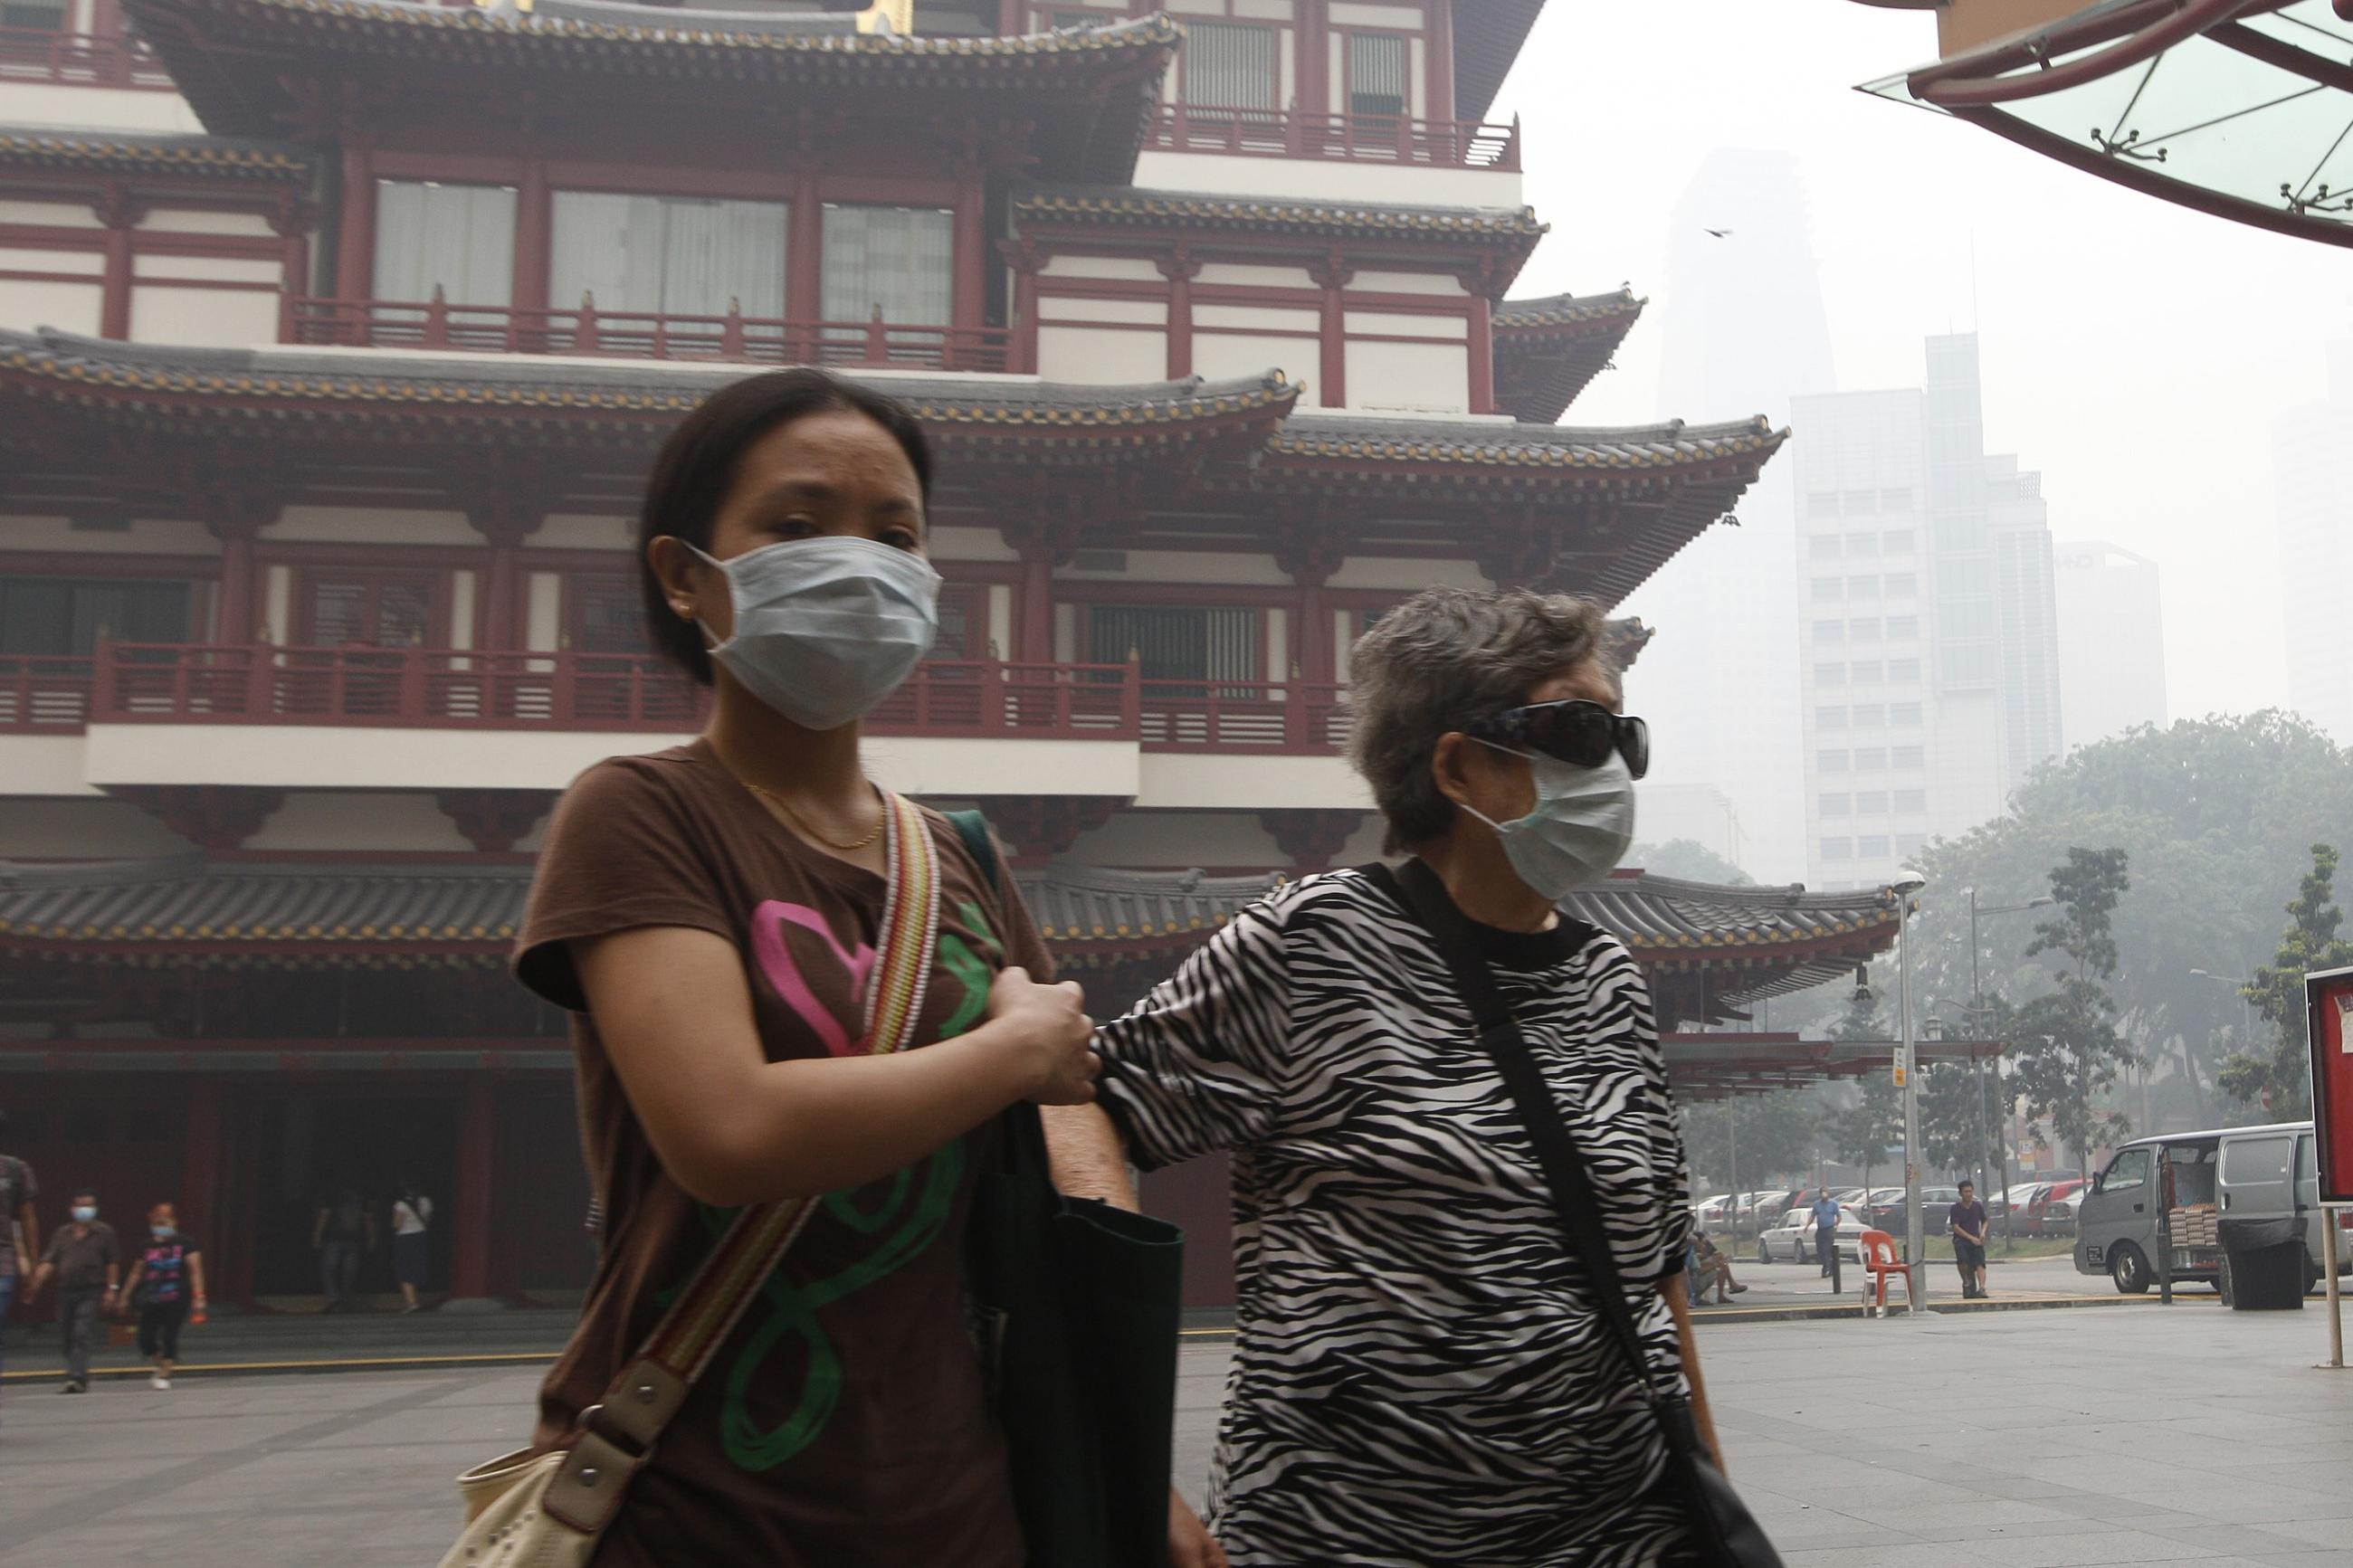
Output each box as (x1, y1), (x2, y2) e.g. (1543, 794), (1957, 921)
(2, 1302), (2347, 1566)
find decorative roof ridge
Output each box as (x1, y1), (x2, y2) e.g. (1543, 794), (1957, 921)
(1266, 412), (1787, 458)
(0, 852), (210, 892)
(1014, 184), (1547, 239)
(1611, 871), (1900, 914)
(1493, 288), (1647, 328)
(1011, 865), (1283, 898)
(126, 0), (1181, 55)
(0, 123), (316, 177)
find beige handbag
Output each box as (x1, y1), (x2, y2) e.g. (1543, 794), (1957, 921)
(435, 794), (943, 1568)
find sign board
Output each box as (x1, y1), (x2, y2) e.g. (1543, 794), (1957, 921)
(2310, 965), (2353, 1204)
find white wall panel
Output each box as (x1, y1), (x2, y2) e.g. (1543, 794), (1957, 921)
(987, 584), (1013, 658)
(139, 209), (277, 237)
(449, 570), (477, 651)
(1039, 295), (1168, 325)
(1037, 324), (1167, 385)
(1053, 603), (1077, 663)
(526, 572), (564, 652)
(131, 253), (279, 283)
(1, 517), (215, 555)
(0, 198), (102, 229)
(1348, 270), (1466, 296)
(1060, 549), (1290, 587)
(1039, 255), (1167, 282)
(1192, 331), (1317, 386)
(1131, 152), (1521, 209)
(0, 246), (103, 274)
(244, 791), (468, 852)
(266, 508), (479, 546)
(1267, 605), (1290, 680)
(1194, 302), (1319, 332)
(1329, 556), (1486, 591)
(0, 736), (100, 798)
(1344, 309), (1466, 338)
(262, 565), (291, 644)
(127, 285), (278, 347)
(931, 525), (1018, 563)
(0, 84), (203, 133)
(1329, 3), (1423, 24)
(1191, 261), (1315, 290)
(1233, 0), (1293, 15)
(1136, 752), (1371, 811)
(1345, 339), (1469, 413)
(529, 515), (633, 551)
(0, 279), (101, 337)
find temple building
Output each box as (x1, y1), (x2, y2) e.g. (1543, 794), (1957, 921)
(0, 0), (1908, 1309)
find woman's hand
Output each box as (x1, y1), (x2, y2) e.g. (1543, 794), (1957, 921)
(986, 966), (1100, 1106)
(1169, 1487), (1229, 1568)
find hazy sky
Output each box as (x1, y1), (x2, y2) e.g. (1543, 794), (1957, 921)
(1492, 1), (2343, 727)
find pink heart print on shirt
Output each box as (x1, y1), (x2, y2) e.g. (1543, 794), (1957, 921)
(749, 900), (876, 1057)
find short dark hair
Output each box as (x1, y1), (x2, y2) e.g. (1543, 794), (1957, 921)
(72, 1188), (95, 1202)
(636, 369), (933, 684)
(1958, 1180), (1975, 1189)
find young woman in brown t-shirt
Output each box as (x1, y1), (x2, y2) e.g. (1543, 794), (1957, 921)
(514, 371), (1105, 1567)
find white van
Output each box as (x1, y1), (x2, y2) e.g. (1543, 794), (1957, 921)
(2075, 1120), (2351, 1306)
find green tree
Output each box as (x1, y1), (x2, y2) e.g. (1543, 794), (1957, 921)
(2217, 843), (2353, 1118)
(1918, 1062), (1987, 1178)
(1821, 980), (1900, 1193)
(1683, 1091), (1820, 1194)
(2011, 848), (2137, 1174)
(1628, 839), (1754, 886)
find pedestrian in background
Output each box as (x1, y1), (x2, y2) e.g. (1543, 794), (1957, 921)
(311, 1187), (374, 1312)
(389, 1182), (432, 1314)
(1811, 1190), (1844, 1294)
(0, 1109), (39, 1408)
(26, 1190), (117, 1393)
(119, 1203), (205, 1390)
(1949, 1180), (1990, 1299)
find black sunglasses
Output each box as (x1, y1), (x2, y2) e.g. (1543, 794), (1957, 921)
(1465, 699), (1650, 780)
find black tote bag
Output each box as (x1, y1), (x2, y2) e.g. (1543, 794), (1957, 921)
(1375, 859), (1783, 1568)
(951, 812), (1186, 1568)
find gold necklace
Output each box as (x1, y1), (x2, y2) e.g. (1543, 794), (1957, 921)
(740, 777), (885, 852)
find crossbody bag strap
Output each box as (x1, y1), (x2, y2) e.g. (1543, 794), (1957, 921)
(544, 789), (944, 1535)
(1377, 859), (1668, 1414)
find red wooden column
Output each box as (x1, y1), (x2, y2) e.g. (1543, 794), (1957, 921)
(1428, 0), (1456, 122)
(1310, 252), (1352, 408)
(1000, 510), (1081, 664)
(1001, 239), (1046, 375)
(446, 1078), (499, 1304)
(334, 144), (376, 301)
(177, 1080), (224, 1252)
(1466, 290), (1496, 414)
(207, 518), (261, 643)
(1157, 246), (1199, 380)
(270, 194), (314, 308)
(96, 181), (138, 339)
(1300, 0), (1329, 115)
(513, 154), (552, 318)
(953, 157), (986, 338)
(996, 0), (1022, 33)
(785, 147), (824, 331)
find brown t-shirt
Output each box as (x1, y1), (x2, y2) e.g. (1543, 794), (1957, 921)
(515, 740), (1049, 1568)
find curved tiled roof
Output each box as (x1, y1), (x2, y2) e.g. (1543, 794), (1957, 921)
(1015, 185), (1548, 245)
(120, 0), (1178, 181)
(0, 328), (1297, 445)
(0, 857), (1900, 1007)
(1453, 0), (1545, 123)
(1263, 413), (1786, 475)
(1492, 289), (1646, 331)
(0, 125), (316, 182)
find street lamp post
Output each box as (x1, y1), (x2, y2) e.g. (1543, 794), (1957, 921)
(1969, 889), (2052, 1241)
(1892, 877), (1928, 1312)
(2189, 968), (2254, 1042)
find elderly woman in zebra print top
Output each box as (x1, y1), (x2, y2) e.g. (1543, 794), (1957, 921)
(1049, 585), (1719, 1568)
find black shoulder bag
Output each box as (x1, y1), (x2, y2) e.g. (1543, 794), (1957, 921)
(1379, 859), (1783, 1568)
(950, 812), (1187, 1568)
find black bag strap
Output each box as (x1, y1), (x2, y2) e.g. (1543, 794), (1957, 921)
(1375, 858), (1669, 1414)
(947, 809), (1001, 892)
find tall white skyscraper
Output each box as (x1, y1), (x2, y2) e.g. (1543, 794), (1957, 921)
(2274, 343), (2353, 745)
(2053, 541), (2167, 751)
(1622, 149), (1836, 882)
(1790, 335), (2062, 889)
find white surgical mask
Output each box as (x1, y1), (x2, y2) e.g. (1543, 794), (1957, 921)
(71, 1204), (96, 1222)
(691, 537), (939, 730)
(1462, 745), (1636, 900)
(151, 1224), (175, 1240)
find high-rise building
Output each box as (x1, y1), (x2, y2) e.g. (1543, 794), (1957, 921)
(1791, 335), (2062, 889)
(1621, 149), (1837, 882)
(2053, 541), (2167, 751)
(2275, 343), (2353, 745)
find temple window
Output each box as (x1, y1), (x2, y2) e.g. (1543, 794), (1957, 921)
(1086, 604), (1260, 692)
(299, 571), (439, 648)
(374, 181), (516, 307)
(0, 575), (190, 657)
(550, 194), (788, 318)
(565, 575), (643, 654)
(821, 204), (953, 326)
(1181, 19), (1279, 109)
(1344, 32), (1407, 118)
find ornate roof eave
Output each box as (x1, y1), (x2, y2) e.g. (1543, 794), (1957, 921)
(0, 125), (318, 184)
(1492, 288), (1646, 424)
(0, 328), (1298, 458)
(119, 0), (1180, 182)
(1254, 413), (1786, 489)
(1453, 0), (1546, 123)
(1015, 184), (1548, 250)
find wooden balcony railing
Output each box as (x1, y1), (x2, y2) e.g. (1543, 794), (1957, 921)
(1148, 105), (1520, 171)
(71, 646), (1358, 755)
(284, 296), (1013, 374)
(0, 656), (92, 733)
(0, 28), (176, 89)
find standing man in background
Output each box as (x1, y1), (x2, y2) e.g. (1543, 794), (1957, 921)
(26, 1190), (117, 1392)
(1810, 1190), (1844, 1294)
(1949, 1180), (1991, 1299)
(0, 1109), (39, 1408)
(311, 1187), (374, 1312)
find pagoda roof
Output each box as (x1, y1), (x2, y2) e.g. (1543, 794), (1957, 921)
(119, 0), (1179, 183)
(1492, 288), (1645, 424)
(1015, 184), (1548, 250)
(0, 124), (317, 184)
(0, 855), (1899, 1019)
(1454, 0), (1546, 123)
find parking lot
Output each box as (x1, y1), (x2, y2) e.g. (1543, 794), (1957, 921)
(4, 1298), (2345, 1566)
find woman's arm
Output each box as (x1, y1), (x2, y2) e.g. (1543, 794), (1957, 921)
(579, 926), (1100, 1206)
(1042, 1103), (1139, 1208)
(120, 1256), (145, 1308)
(1661, 1273), (1725, 1474)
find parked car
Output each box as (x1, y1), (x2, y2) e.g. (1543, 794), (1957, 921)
(1863, 1185), (1960, 1235)
(2025, 1178), (2087, 1234)
(1756, 1205), (1868, 1264)
(1691, 1194), (1732, 1229)
(2077, 1121), (2352, 1305)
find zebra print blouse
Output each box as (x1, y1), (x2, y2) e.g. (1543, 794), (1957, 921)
(1092, 867), (1699, 1567)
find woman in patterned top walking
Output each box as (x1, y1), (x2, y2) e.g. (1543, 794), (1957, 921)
(1051, 586), (1722, 1566)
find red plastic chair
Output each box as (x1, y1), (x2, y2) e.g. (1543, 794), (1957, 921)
(1857, 1229), (1916, 1316)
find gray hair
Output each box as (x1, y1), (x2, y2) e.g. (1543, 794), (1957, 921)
(1346, 586), (1616, 852)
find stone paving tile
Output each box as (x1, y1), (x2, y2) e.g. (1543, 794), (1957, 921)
(1946, 1528), (2225, 1565)
(1781, 1543), (1989, 1568)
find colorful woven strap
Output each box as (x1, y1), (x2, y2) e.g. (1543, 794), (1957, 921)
(639, 789), (941, 1382)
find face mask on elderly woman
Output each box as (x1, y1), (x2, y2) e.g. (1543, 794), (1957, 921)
(1458, 745), (1637, 900)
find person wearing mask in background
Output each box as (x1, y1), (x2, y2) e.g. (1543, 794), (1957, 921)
(311, 1186), (374, 1312)
(0, 1109), (38, 1414)
(1949, 1180), (1991, 1300)
(505, 369), (1098, 1566)
(389, 1182), (433, 1314)
(26, 1190), (117, 1393)
(1049, 587), (1719, 1566)
(1810, 1191), (1844, 1294)
(119, 1203), (205, 1390)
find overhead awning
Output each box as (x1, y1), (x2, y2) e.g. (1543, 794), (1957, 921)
(1858, 0), (2353, 248)
(1667, 1031), (2006, 1101)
